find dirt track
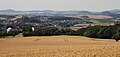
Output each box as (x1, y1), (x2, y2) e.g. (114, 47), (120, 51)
(0, 36), (120, 57)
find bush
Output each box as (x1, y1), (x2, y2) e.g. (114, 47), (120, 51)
(0, 30), (20, 38)
(0, 31), (7, 37)
(6, 31), (20, 37)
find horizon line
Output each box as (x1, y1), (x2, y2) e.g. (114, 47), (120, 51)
(0, 8), (119, 12)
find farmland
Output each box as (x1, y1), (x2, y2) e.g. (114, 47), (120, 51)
(0, 36), (120, 57)
(89, 19), (114, 23)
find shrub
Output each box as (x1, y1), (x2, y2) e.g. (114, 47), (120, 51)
(0, 31), (7, 37)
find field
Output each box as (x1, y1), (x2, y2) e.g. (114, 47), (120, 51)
(0, 36), (120, 57)
(89, 19), (113, 23)
(68, 15), (113, 19)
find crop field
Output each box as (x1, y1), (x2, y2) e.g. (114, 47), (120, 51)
(0, 36), (120, 57)
(91, 19), (113, 23)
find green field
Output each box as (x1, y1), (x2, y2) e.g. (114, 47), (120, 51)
(89, 19), (114, 23)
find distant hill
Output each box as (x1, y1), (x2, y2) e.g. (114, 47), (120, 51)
(101, 11), (113, 15)
(0, 9), (93, 15)
(0, 9), (119, 18)
(78, 11), (92, 14)
(29, 10), (55, 13)
(101, 11), (120, 18)
(109, 9), (120, 13)
(0, 9), (16, 12)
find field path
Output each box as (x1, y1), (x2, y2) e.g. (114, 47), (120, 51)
(0, 36), (120, 57)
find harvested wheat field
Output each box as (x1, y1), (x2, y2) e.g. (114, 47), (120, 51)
(0, 36), (120, 57)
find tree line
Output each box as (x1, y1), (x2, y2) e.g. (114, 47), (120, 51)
(77, 25), (120, 41)
(0, 24), (120, 41)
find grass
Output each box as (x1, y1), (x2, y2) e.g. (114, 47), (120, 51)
(15, 33), (24, 37)
(0, 36), (120, 57)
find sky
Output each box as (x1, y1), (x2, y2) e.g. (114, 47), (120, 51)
(0, 0), (120, 11)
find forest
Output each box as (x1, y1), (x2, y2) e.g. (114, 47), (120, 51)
(0, 24), (120, 41)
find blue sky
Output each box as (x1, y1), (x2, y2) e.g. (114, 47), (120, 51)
(0, 0), (120, 11)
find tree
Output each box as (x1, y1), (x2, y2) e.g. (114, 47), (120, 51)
(112, 30), (120, 42)
(20, 25), (32, 32)
(97, 27), (115, 39)
(97, 28), (106, 38)
(76, 28), (87, 36)
(80, 16), (89, 19)
(83, 26), (100, 38)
